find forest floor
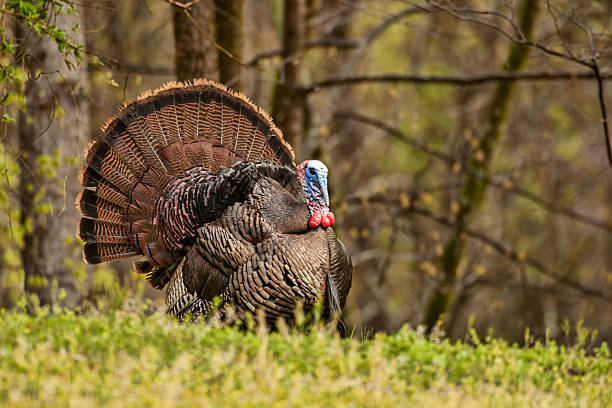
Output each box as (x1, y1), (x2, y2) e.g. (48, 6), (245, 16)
(0, 307), (610, 407)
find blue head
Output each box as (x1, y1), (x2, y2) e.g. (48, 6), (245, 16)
(298, 160), (335, 228)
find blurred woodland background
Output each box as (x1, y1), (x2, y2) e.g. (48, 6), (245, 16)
(1, 0), (612, 344)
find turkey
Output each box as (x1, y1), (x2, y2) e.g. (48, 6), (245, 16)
(76, 79), (352, 333)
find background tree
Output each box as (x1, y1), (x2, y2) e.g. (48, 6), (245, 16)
(422, 0), (540, 332)
(272, 0), (306, 157)
(172, 0), (218, 82)
(215, 0), (244, 91)
(1, 0), (611, 343)
(15, 4), (88, 307)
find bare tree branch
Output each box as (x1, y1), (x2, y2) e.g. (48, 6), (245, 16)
(88, 64), (612, 85)
(301, 70), (612, 93)
(408, 204), (612, 304)
(593, 61), (612, 165)
(246, 37), (359, 66)
(307, 6), (423, 155)
(165, 0), (202, 10)
(421, 1), (591, 66)
(88, 57), (174, 75)
(467, 276), (597, 300)
(165, 0), (248, 68)
(421, 0), (612, 166)
(336, 111), (612, 234)
(347, 193), (612, 303)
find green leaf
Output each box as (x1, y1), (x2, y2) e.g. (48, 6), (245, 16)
(1, 113), (15, 123)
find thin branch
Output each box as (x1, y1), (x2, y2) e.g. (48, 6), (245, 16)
(361, 7), (421, 44)
(489, 175), (612, 233)
(348, 193), (612, 303)
(89, 58), (174, 75)
(546, 0), (595, 56)
(593, 61), (612, 166)
(414, 3), (522, 45)
(467, 276), (595, 300)
(336, 111), (612, 234)
(421, 0), (612, 165)
(246, 37), (359, 66)
(423, 1), (592, 67)
(307, 6), (423, 155)
(408, 204), (612, 304)
(301, 70), (612, 93)
(164, 0), (248, 68)
(81, 46), (174, 75)
(545, 0), (575, 59)
(165, 0), (201, 9)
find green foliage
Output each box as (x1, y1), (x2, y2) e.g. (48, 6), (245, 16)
(0, 1), (85, 121)
(0, 141), (24, 307)
(3, 1), (82, 59)
(0, 309), (609, 407)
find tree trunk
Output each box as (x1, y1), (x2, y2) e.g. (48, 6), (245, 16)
(0, 235), (7, 308)
(173, 0), (218, 82)
(104, 0), (126, 63)
(18, 10), (89, 308)
(421, 0), (539, 331)
(272, 0), (305, 158)
(317, 0), (391, 329)
(215, 0), (244, 91)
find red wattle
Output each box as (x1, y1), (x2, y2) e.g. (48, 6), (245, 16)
(327, 212), (335, 226)
(309, 212), (322, 229)
(321, 214), (331, 228)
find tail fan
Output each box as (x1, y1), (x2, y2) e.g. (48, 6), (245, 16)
(76, 79), (295, 285)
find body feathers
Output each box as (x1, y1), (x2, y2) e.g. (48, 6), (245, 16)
(76, 79), (351, 330)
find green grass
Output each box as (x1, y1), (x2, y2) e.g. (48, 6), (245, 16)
(0, 308), (610, 407)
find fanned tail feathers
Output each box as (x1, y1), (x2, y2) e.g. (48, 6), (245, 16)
(76, 79), (295, 288)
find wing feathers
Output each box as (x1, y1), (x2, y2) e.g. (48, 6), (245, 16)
(77, 79), (295, 288)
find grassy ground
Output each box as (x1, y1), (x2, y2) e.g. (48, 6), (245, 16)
(0, 308), (610, 407)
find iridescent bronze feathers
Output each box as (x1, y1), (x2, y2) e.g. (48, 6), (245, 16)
(76, 79), (351, 329)
(77, 79), (294, 266)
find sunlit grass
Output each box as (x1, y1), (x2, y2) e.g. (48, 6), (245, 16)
(0, 307), (610, 407)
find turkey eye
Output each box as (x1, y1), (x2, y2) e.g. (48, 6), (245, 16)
(308, 168), (316, 175)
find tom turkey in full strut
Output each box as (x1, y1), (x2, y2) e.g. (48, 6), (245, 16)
(76, 79), (352, 332)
